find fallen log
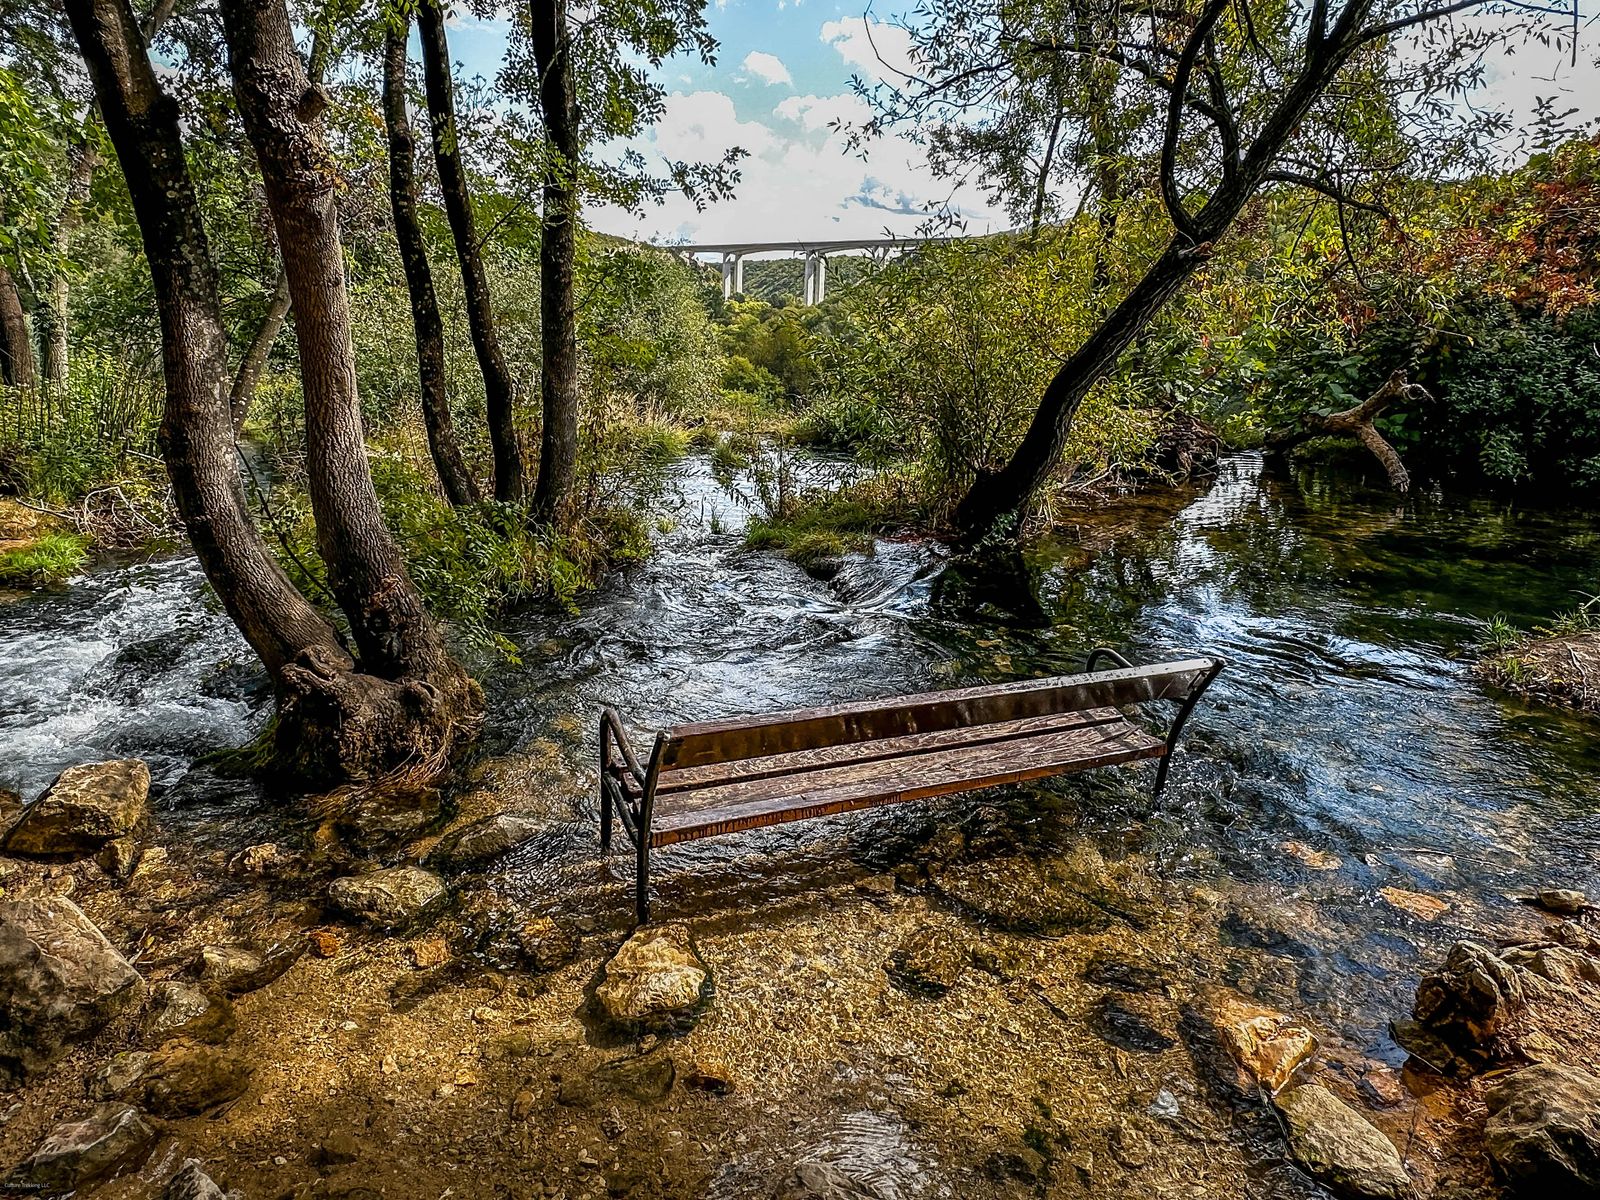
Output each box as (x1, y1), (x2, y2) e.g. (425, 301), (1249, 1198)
(1266, 369), (1428, 494)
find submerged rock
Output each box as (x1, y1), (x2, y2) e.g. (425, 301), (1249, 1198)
(196, 942), (300, 994)
(558, 1051), (676, 1106)
(328, 865), (448, 928)
(516, 916), (578, 972)
(140, 1042), (252, 1116)
(594, 923), (711, 1032)
(1397, 940), (1525, 1077)
(143, 981), (236, 1045)
(884, 925), (966, 997)
(228, 841), (302, 879)
(1534, 888), (1589, 916)
(0, 896), (141, 1084)
(166, 1160), (238, 1200)
(427, 812), (546, 871)
(6, 1103), (156, 1193)
(1191, 987), (1317, 1094)
(1484, 1063), (1600, 1193)
(336, 787), (443, 854)
(1, 759), (149, 859)
(1091, 993), (1177, 1054)
(932, 847), (1150, 935)
(1275, 1084), (1410, 1199)
(89, 1050), (153, 1100)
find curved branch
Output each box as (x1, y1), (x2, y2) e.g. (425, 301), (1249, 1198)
(1161, 0), (1233, 242)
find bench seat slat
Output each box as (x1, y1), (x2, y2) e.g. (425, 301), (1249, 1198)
(648, 715), (1164, 847)
(656, 706), (1126, 795)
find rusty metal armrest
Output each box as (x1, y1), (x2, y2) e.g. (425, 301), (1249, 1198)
(1083, 647), (1226, 798)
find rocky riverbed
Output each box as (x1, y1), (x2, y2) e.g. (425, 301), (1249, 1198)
(5, 751), (1600, 1199)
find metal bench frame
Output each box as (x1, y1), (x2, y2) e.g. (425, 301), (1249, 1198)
(599, 648), (1223, 922)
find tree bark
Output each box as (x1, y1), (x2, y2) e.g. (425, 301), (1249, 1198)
(229, 267), (289, 431)
(416, 0), (524, 503)
(529, 0), (581, 525)
(383, 16), (480, 508)
(0, 262), (34, 390)
(38, 140), (98, 389)
(61, 0), (345, 687)
(953, 9), (1369, 542)
(221, 0), (481, 777)
(1265, 369), (1420, 492)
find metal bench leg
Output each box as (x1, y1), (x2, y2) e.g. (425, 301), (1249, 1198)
(1153, 658), (1225, 798)
(635, 835), (651, 924)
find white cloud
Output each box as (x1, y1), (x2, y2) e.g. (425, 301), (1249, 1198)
(650, 90), (776, 162)
(820, 16), (918, 84)
(774, 93), (868, 133)
(741, 50), (793, 87)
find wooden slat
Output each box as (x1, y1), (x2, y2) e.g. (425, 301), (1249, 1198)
(657, 707), (1126, 794)
(659, 659), (1217, 770)
(649, 717), (1165, 847)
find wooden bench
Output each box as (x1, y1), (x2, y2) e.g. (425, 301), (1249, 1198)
(598, 649), (1224, 922)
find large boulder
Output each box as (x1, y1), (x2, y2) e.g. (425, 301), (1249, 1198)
(1395, 940), (1524, 1077)
(1484, 1063), (1600, 1193)
(140, 1042), (252, 1117)
(427, 812), (546, 872)
(594, 923), (711, 1032)
(0, 896), (141, 1083)
(1, 759), (150, 859)
(1275, 1084), (1411, 1199)
(328, 866), (448, 928)
(6, 1103), (157, 1193)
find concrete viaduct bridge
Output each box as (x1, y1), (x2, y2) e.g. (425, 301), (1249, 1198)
(663, 237), (928, 304)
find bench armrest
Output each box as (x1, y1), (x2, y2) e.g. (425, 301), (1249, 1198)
(600, 705), (648, 787)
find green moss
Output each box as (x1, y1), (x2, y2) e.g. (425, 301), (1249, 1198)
(744, 471), (931, 566)
(0, 532), (90, 586)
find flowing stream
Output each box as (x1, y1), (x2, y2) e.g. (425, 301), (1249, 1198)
(2, 451), (1597, 1077)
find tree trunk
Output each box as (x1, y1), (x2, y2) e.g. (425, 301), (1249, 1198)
(61, 0), (346, 689)
(229, 267), (289, 432)
(38, 141), (98, 389)
(529, 0), (581, 525)
(0, 262), (34, 390)
(221, 0), (481, 776)
(383, 16), (480, 508)
(416, 0), (524, 503)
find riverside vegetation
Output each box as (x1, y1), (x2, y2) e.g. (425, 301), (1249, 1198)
(1, 0), (1599, 1195)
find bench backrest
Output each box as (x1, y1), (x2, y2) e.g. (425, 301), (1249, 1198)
(655, 657), (1221, 771)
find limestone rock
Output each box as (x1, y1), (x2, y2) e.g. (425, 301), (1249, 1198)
(1534, 888), (1588, 916)
(140, 1042), (252, 1116)
(166, 1160), (238, 1200)
(1398, 940), (1524, 1076)
(594, 923), (710, 1031)
(1196, 987), (1317, 1093)
(7, 1103), (157, 1193)
(229, 841), (302, 878)
(1, 759), (150, 859)
(95, 835), (141, 879)
(0, 896), (141, 1083)
(884, 925), (965, 997)
(89, 1050), (153, 1100)
(516, 916), (578, 972)
(427, 812), (546, 871)
(196, 943), (300, 994)
(143, 981), (235, 1045)
(335, 787), (442, 854)
(1275, 1084), (1411, 1199)
(328, 865), (447, 928)
(1484, 1063), (1600, 1192)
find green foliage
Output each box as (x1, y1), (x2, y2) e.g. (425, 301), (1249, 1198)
(0, 531), (88, 586)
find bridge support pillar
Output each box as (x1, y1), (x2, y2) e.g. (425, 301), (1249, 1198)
(721, 253), (734, 300)
(802, 252), (828, 305)
(731, 254), (743, 296)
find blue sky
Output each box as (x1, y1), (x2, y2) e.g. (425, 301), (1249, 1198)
(442, 1), (1600, 246)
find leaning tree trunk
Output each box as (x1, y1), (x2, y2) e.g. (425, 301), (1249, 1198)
(529, 0), (581, 525)
(39, 140), (98, 389)
(0, 262), (34, 390)
(383, 16), (480, 508)
(229, 268), (290, 431)
(61, 0), (347, 688)
(221, 0), (481, 777)
(1265, 369), (1422, 492)
(416, 0), (524, 504)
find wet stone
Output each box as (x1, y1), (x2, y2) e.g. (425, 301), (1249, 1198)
(1275, 1084), (1410, 1199)
(1534, 888), (1588, 916)
(96, 835), (140, 880)
(1484, 1063), (1600, 1193)
(516, 916), (578, 972)
(884, 924), (965, 997)
(558, 1051), (676, 1106)
(6, 1103), (156, 1194)
(329, 866), (448, 929)
(1397, 940), (1525, 1077)
(229, 841), (302, 879)
(335, 787), (443, 854)
(165, 1160), (239, 1200)
(140, 1042), (252, 1116)
(594, 923), (711, 1032)
(1194, 987), (1318, 1094)
(1090, 994), (1177, 1054)
(1, 759), (150, 859)
(89, 1050), (152, 1100)
(0, 896), (142, 1084)
(142, 981), (235, 1045)
(0, 786), (21, 831)
(196, 942), (300, 995)
(427, 812), (546, 872)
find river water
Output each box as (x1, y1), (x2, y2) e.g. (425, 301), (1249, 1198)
(2, 452), (1597, 1070)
